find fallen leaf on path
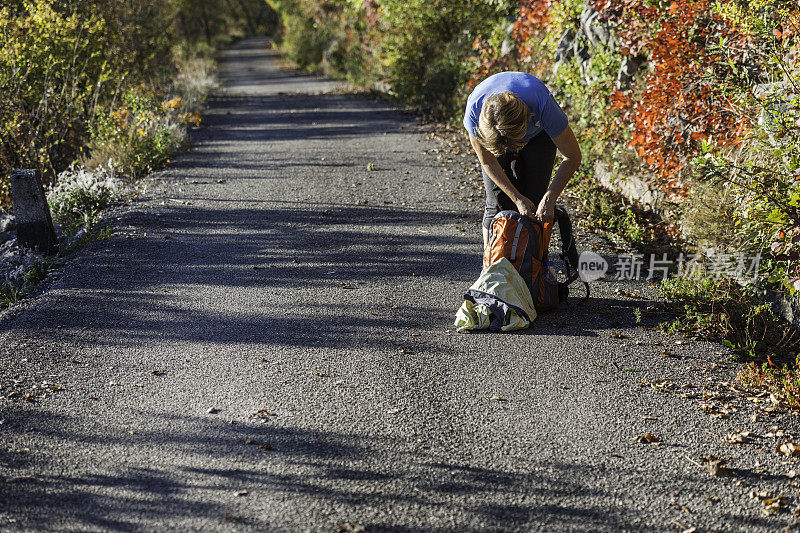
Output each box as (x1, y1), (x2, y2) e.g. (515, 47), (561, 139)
(639, 379), (675, 392)
(668, 501), (692, 514)
(150, 370), (165, 376)
(207, 407), (220, 414)
(490, 396), (508, 402)
(613, 288), (641, 298)
(699, 401), (732, 419)
(235, 490), (248, 497)
(764, 427), (788, 438)
(777, 441), (800, 458)
(636, 433), (661, 444)
(725, 430), (751, 445)
(699, 455), (729, 476)
(762, 495), (788, 515)
(249, 409), (274, 421)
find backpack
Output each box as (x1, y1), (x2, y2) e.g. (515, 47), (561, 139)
(483, 207), (588, 311)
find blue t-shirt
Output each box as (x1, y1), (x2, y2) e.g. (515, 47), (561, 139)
(463, 72), (569, 142)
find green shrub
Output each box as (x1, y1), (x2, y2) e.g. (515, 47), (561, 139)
(0, 256), (56, 309)
(47, 163), (120, 234)
(0, 0), (275, 211)
(86, 90), (192, 180)
(267, 0), (514, 120)
(573, 175), (659, 248)
(659, 275), (799, 362)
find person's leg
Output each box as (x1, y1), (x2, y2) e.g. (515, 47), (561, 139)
(516, 133), (579, 266)
(482, 150), (522, 234)
(513, 131), (557, 207)
(482, 136), (556, 244)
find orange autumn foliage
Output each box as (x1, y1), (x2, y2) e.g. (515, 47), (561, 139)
(471, 0), (800, 200)
(592, 0), (753, 198)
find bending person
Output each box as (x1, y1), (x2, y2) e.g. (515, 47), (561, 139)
(463, 72), (582, 249)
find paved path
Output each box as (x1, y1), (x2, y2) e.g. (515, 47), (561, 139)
(1, 38), (798, 532)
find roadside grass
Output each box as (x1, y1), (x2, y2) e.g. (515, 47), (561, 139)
(659, 276), (797, 359)
(0, 256), (61, 309)
(0, 283), (22, 308)
(738, 363), (800, 411)
(659, 275), (800, 410)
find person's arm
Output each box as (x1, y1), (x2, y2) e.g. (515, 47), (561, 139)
(536, 125), (582, 223)
(469, 134), (537, 217)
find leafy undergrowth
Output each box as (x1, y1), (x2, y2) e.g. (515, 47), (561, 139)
(0, 257), (58, 309)
(660, 275), (800, 410)
(660, 277), (796, 359)
(738, 363), (800, 412)
(568, 165), (681, 256)
(48, 163), (122, 236)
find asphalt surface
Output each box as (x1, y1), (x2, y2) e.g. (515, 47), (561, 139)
(2, 38), (799, 532)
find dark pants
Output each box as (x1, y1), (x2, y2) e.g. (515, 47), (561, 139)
(481, 131), (557, 229)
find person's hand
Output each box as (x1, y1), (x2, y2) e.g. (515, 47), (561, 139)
(513, 195), (537, 218)
(535, 197), (555, 224)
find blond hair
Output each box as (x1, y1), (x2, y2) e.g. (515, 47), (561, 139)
(474, 91), (530, 156)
